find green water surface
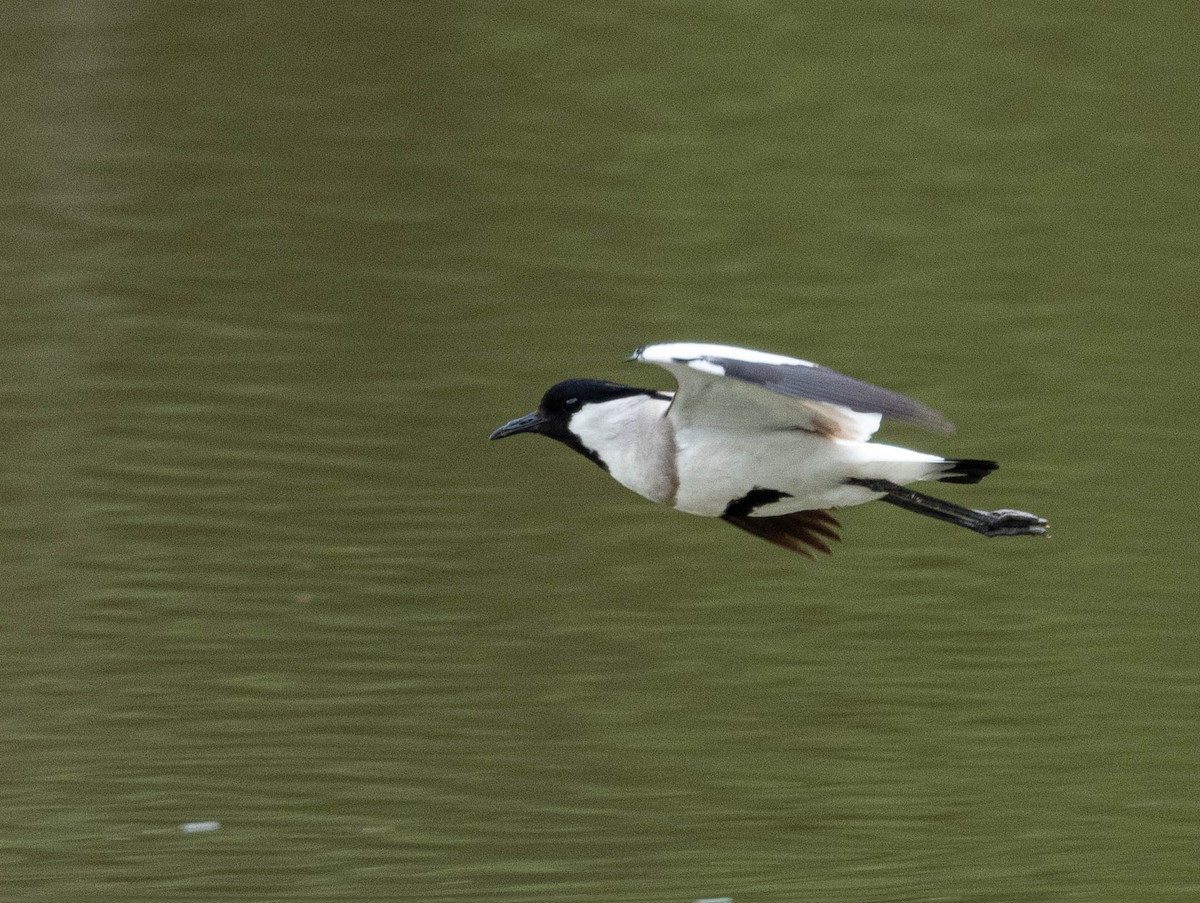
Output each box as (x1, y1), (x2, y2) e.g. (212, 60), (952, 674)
(2, 2), (1197, 900)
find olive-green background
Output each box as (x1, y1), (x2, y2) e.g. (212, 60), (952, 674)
(3, 2), (1197, 900)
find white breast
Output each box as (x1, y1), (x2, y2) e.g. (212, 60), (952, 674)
(567, 395), (678, 505)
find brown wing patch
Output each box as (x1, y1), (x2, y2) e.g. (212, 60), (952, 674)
(794, 413), (845, 439)
(721, 509), (841, 558)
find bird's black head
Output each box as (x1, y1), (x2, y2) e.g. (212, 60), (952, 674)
(489, 379), (667, 468)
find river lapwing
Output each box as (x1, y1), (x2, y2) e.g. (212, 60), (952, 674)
(490, 342), (1047, 557)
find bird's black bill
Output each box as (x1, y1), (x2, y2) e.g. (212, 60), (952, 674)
(489, 411), (544, 440)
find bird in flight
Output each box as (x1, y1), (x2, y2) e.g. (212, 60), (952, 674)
(490, 342), (1048, 557)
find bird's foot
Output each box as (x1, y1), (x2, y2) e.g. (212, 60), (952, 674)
(981, 508), (1049, 537)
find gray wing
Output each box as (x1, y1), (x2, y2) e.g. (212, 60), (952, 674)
(633, 342), (954, 438)
(713, 356), (954, 433)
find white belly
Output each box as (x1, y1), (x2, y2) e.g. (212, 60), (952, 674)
(670, 428), (946, 517)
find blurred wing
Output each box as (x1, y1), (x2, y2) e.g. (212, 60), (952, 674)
(633, 342), (953, 440)
(722, 509), (841, 558)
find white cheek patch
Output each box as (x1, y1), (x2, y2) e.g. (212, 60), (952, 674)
(567, 396), (643, 447)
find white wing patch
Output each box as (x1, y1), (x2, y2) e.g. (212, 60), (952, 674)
(637, 342), (816, 369)
(686, 358), (726, 377)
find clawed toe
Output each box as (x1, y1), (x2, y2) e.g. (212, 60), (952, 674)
(982, 508), (1049, 537)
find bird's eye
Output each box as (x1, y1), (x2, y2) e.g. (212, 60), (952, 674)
(564, 397), (579, 409)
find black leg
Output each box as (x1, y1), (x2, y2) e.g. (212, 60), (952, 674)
(847, 479), (1048, 537)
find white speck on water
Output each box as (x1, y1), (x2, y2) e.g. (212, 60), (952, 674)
(696, 898), (732, 903)
(179, 821), (221, 834)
